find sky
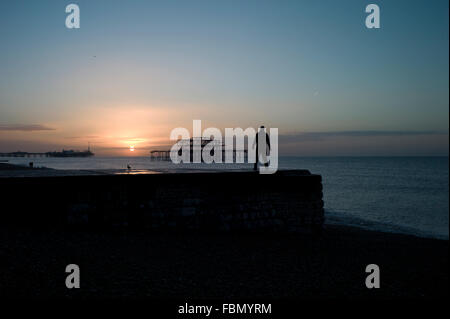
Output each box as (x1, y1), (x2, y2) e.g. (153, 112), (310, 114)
(0, 0), (448, 156)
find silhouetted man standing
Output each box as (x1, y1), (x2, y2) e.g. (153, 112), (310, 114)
(253, 126), (271, 171)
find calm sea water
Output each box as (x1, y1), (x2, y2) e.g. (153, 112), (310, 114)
(2, 156), (448, 239)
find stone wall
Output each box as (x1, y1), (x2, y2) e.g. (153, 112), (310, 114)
(0, 170), (324, 233)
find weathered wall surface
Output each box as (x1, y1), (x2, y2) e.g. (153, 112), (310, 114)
(0, 170), (324, 233)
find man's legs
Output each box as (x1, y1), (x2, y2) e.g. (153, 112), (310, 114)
(254, 146), (259, 171)
(260, 152), (269, 167)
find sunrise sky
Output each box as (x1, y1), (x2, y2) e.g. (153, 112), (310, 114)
(0, 0), (448, 156)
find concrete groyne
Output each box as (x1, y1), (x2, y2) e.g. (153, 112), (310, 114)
(0, 170), (324, 233)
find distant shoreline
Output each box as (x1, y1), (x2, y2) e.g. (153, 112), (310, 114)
(0, 162), (108, 177)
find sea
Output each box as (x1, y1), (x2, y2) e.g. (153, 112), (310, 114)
(2, 156), (448, 240)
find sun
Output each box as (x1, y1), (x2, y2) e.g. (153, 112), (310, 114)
(129, 145), (135, 152)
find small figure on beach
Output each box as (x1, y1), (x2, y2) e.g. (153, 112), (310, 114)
(127, 164), (132, 171)
(29, 162), (33, 168)
(253, 125), (271, 171)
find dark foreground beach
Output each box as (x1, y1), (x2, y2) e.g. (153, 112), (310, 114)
(0, 163), (447, 299)
(0, 225), (447, 299)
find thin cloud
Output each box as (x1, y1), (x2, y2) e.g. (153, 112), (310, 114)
(96, 146), (140, 151)
(64, 135), (100, 139)
(280, 130), (447, 143)
(0, 124), (55, 132)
